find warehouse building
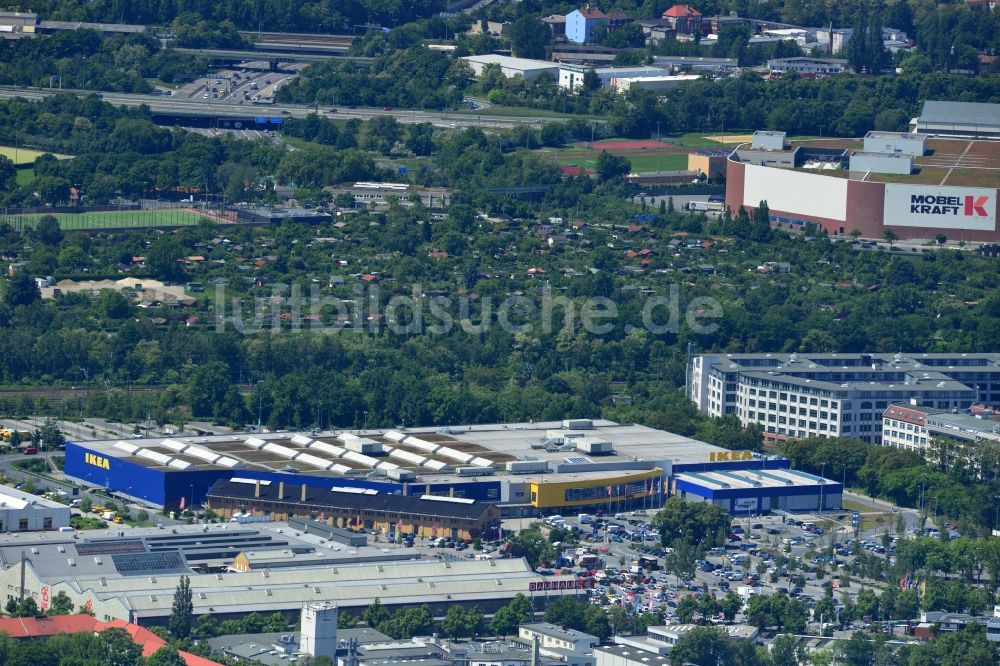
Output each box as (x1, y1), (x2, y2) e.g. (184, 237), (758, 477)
(915, 101), (1000, 139)
(206, 479), (501, 541)
(672, 467), (842, 513)
(0, 484), (71, 533)
(460, 54), (560, 80)
(725, 134), (1000, 241)
(0, 523), (573, 625)
(65, 419), (835, 517)
(689, 353), (998, 444)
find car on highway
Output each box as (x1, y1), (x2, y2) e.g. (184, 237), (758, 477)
(329, 108), (337, 113)
(383, 105), (393, 111)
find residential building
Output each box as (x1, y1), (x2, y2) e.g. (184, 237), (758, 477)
(884, 402), (1000, 451)
(661, 5), (703, 34)
(518, 623), (599, 653)
(688, 353), (996, 444)
(0, 615), (222, 666)
(637, 18), (675, 41)
(881, 402), (939, 450)
(565, 6), (608, 44)
(541, 15), (567, 34)
(0, 484), (71, 533)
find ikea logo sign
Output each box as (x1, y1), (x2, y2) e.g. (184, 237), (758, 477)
(709, 450), (754, 462)
(84, 453), (110, 470)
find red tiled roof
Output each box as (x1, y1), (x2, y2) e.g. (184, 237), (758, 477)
(0, 616), (223, 666)
(662, 4), (702, 17)
(0, 614), (101, 638)
(576, 6), (607, 19)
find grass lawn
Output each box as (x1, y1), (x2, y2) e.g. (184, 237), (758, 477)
(0, 145), (72, 166)
(547, 150), (688, 173)
(1, 209), (207, 231)
(15, 168), (33, 187)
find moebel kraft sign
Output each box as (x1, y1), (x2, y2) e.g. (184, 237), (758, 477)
(883, 184), (997, 230)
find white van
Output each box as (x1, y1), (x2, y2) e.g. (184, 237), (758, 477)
(57, 526), (76, 533)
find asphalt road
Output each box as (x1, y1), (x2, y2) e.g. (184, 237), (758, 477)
(0, 85), (566, 129)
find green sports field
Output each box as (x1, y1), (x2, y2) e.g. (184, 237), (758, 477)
(0, 146), (73, 166)
(0, 209), (207, 231)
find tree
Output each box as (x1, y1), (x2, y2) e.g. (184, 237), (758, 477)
(145, 647), (187, 666)
(652, 497), (730, 550)
(168, 575), (193, 639)
(506, 525), (555, 568)
(4, 271), (40, 308)
(668, 626), (736, 665)
(47, 591), (74, 616)
(34, 216), (63, 246)
(98, 627), (142, 666)
(146, 236), (186, 283)
(508, 16), (550, 59)
(883, 229), (898, 248)
(363, 598), (391, 628)
(490, 593), (532, 637)
(442, 605), (483, 638)
(595, 151), (631, 181)
(935, 233), (947, 245)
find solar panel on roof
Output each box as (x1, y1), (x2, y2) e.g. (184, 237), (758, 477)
(112, 550), (186, 575)
(77, 540), (146, 556)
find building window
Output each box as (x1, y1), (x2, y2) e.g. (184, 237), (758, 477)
(43, 517), (52, 530)
(18, 519), (27, 531)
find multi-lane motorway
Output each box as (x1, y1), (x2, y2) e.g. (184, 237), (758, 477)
(0, 84), (561, 129)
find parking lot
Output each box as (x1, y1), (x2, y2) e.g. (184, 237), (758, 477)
(498, 506), (926, 626)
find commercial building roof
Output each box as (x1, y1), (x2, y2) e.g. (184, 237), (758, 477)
(18, 554), (556, 620)
(72, 419), (731, 480)
(595, 644), (671, 666)
(0, 521), (422, 580)
(0, 484), (69, 510)
(461, 54), (560, 73)
(920, 101), (1000, 128)
(208, 479), (496, 521)
(521, 622), (597, 642)
(674, 467), (833, 491)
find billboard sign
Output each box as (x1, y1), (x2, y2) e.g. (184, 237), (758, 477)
(883, 184), (997, 230)
(733, 497), (759, 512)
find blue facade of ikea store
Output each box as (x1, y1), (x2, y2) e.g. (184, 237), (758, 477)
(64, 442), (503, 509)
(672, 474), (843, 515)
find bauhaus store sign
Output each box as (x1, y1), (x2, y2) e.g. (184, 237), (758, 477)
(883, 184), (996, 230)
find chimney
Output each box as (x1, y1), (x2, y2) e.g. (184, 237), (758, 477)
(301, 484), (307, 502)
(255, 481), (261, 498)
(278, 482), (285, 500)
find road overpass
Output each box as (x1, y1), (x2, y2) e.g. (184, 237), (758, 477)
(0, 85), (571, 130)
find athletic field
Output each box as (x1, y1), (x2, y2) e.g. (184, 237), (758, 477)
(0, 209), (208, 231)
(0, 146), (73, 166)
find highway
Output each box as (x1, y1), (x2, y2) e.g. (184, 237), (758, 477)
(0, 85), (564, 129)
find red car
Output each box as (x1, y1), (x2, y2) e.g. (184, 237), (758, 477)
(383, 105), (393, 111)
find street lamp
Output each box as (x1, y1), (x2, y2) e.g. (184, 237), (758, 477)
(819, 463), (826, 515)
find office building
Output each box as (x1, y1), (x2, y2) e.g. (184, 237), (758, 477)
(689, 353), (998, 444)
